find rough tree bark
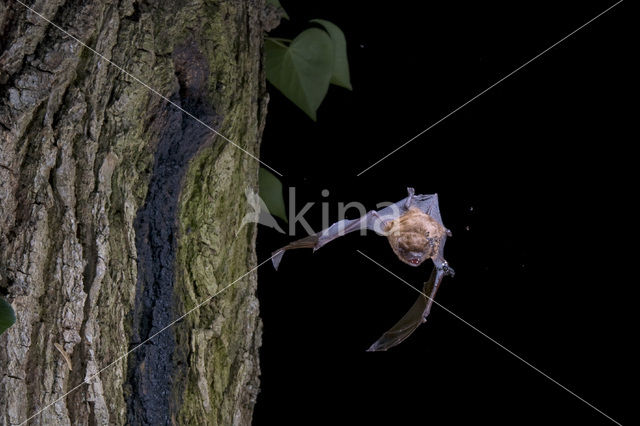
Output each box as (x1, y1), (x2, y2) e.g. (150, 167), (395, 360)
(0, 0), (279, 424)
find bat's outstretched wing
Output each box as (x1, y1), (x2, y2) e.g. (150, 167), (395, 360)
(410, 193), (444, 225)
(272, 211), (384, 270)
(367, 267), (445, 352)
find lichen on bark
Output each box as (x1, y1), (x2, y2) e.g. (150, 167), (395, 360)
(0, 0), (275, 424)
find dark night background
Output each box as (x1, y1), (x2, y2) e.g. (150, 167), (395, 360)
(254, 1), (631, 425)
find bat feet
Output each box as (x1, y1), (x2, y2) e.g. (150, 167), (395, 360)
(443, 264), (455, 277)
(437, 261), (455, 277)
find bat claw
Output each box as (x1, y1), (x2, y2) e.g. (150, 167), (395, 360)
(436, 261), (454, 277)
(444, 264), (455, 277)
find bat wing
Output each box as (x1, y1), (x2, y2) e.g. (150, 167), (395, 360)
(367, 267), (444, 352)
(411, 193), (444, 225)
(272, 211), (384, 270)
(371, 189), (441, 223)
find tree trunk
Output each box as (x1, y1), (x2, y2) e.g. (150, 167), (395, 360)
(0, 0), (277, 424)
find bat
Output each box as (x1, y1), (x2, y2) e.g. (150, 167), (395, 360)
(272, 187), (454, 351)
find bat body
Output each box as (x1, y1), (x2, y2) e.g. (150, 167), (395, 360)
(384, 206), (447, 266)
(272, 188), (454, 351)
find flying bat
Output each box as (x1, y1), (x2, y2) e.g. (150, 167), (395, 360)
(272, 187), (454, 351)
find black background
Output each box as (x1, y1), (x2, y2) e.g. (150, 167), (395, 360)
(254, 1), (631, 425)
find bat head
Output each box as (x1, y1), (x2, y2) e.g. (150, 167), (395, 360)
(388, 233), (433, 267)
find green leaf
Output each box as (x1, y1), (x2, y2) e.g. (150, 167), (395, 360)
(266, 0), (289, 19)
(265, 28), (334, 120)
(310, 19), (352, 90)
(0, 297), (16, 336)
(259, 167), (288, 222)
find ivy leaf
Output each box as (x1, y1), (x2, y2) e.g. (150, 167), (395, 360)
(310, 19), (352, 90)
(259, 167), (288, 223)
(265, 28), (334, 121)
(0, 297), (16, 336)
(266, 0), (289, 20)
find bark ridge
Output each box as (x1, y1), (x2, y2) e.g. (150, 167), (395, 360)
(0, 0), (272, 424)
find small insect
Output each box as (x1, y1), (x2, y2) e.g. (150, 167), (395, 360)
(272, 187), (454, 351)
